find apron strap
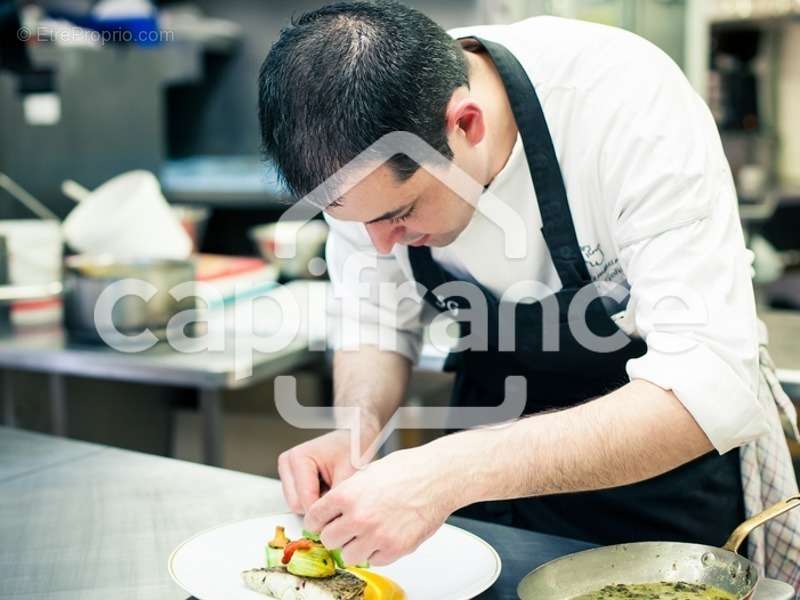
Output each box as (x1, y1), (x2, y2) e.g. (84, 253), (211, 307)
(470, 37), (591, 289)
(408, 245), (462, 310)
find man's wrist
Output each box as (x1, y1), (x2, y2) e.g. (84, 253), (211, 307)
(334, 404), (382, 438)
(427, 430), (499, 514)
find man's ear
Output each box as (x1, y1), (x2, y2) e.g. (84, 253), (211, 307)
(446, 97), (485, 147)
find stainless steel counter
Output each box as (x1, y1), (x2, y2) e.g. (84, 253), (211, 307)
(0, 426), (287, 600)
(0, 427), (793, 600)
(0, 327), (321, 466)
(0, 328), (315, 390)
(0, 282), (327, 467)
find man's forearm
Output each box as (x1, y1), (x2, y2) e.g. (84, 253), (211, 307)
(333, 346), (412, 443)
(430, 379), (713, 511)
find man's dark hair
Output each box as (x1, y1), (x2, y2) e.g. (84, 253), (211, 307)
(258, 1), (469, 198)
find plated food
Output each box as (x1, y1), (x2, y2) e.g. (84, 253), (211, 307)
(169, 514), (501, 600)
(241, 526), (404, 600)
(572, 581), (737, 599)
(242, 567), (366, 600)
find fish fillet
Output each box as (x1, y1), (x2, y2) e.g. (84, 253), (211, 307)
(241, 567), (366, 600)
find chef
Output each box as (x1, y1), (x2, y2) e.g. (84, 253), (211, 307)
(257, 1), (800, 588)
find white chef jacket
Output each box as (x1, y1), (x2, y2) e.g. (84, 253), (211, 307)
(323, 16), (770, 454)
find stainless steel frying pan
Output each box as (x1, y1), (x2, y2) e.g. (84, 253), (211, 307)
(518, 495), (800, 599)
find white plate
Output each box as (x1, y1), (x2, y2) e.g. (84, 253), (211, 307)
(169, 513), (502, 600)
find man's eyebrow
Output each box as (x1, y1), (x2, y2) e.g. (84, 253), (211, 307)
(364, 201), (414, 225)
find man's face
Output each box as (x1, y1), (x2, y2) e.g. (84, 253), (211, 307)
(324, 162), (476, 254)
(325, 122), (491, 255)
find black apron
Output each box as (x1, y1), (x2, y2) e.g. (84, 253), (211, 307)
(408, 38), (744, 547)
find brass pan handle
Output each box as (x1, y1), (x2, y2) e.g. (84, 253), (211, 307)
(723, 495), (800, 553)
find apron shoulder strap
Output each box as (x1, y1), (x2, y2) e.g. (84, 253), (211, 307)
(471, 37), (591, 289)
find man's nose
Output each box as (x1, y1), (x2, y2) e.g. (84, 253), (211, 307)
(365, 221), (405, 254)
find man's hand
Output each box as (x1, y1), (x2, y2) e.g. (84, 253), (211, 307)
(278, 347), (412, 515)
(277, 430), (360, 515)
(303, 445), (458, 566)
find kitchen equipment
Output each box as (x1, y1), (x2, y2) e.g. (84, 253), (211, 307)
(171, 204), (210, 252)
(0, 281), (63, 302)
(738, 164), (768, 200)
(63, 179), (209, 252)
(0, 236), (9, 330)
(0, 172), (60, 221)
(61, 179), (91, 202)
(0, 280), (64, 330)
(62, 255), (195, 344)
(0, 220), (63, 286)
(62, 170), (192, 260)
(169, 512), (501, 600)
(777, 22), (800, 187)
(0, 173), (64, 289)
(249, 219), (328, 280)
(517, 495), (800, 600)
(755, 578), (797, 599)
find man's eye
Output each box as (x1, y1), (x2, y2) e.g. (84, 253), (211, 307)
(389, 204), (416, 224)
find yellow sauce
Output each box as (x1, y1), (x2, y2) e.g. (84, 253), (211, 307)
(347, 567), (405, 600)
(572, 581), (738, 599)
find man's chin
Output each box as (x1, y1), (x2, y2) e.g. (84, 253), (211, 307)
(404, 230), (461, 248)
(426, 231), (461, 247)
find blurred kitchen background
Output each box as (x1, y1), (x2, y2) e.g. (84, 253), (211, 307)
(0, 0), (799, 477)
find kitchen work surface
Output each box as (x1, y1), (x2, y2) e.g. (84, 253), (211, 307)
(0, 282), (326, 466)
(0, 427), (793, 600)
(0, 327), (319, 466)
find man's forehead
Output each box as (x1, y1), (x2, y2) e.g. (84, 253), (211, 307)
(323, 163), (425, 221)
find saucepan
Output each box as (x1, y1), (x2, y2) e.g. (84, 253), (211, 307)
(518, 495), (800, 599)
(62, 254), (195, 343)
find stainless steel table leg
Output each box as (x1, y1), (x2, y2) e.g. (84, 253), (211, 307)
(1, 370), (15, 427)
(49, 374), (67, 436)
(200, 389), (223, 467)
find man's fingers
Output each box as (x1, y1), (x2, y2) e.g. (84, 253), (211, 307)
(277, 452), (302, 514)
(340, 536), (377, 567)
(304, 490), (345, 533)
(318, 513), (356, 550)
(331, 461), (357, 488)
(290, 453), (321, 514)
(366, 550), (392, 567)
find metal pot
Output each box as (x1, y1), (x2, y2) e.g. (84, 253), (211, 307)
(62, 255), (195, 344)
(517, 495), (800, 600)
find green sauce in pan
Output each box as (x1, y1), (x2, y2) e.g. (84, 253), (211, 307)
(572, 581), (738, 599)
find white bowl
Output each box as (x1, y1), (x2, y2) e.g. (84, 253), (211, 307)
(249, 220), (328, 279)
(63, 170), (192, 260)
